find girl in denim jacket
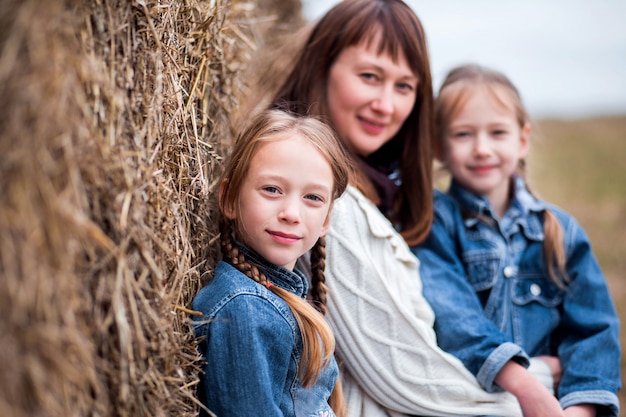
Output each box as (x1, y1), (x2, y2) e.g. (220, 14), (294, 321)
(192, 110), (351, 416)
(413, 64), (621, 417)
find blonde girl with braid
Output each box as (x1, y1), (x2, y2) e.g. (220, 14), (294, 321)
(412, 64), (621, 417)
(192, 109), (350, 417)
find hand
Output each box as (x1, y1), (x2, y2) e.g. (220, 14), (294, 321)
(495, 361), (564, 417)
(517, 382), (564, 417)
(536, 355), (563, 388)
(563, 404), (596, 417)
(515, 380), (564, 417)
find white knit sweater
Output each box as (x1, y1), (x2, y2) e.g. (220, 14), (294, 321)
(324, 186), (523, 417)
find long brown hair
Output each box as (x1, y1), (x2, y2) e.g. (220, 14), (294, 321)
(435, 64), (569, 288)
(218, 109), (350, 413)
(271, 0), (434, 246)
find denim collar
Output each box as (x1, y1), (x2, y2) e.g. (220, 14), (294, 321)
(448, 176), (547, 241)
(237, 242), (310, 297)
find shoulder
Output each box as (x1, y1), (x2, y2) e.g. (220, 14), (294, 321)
(431, 189), (463, 230)
(332, 185), (399, 238)
(192, 262), (256, 312)
(328, 185), (417, 265)
(433, 189), (458, 211)
(516, 181), (579, 231)
(333, 185), (372, 215)
(537, 199), (585, 236)
(540, 200), (575, 222)
(192, 262), (295, 327)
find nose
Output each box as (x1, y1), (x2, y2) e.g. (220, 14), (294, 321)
(371, 86), (394, 115)
(279, 197), (301, 224)
(473, 133), (491, 157)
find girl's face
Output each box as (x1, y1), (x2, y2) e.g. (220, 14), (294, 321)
(441, 87), (529, 216)
(326, 32), (418, 157)
(226, 135), (334, 270)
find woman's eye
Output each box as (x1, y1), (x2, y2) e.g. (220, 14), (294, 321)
(360, 72), (379, 82)
(396, 82), (415, 93)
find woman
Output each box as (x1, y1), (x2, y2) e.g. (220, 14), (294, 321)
(268, 1), (528, 416)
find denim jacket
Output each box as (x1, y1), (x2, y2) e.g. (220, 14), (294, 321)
(412, 177), (621, 416)
(192, 245), (339, 417)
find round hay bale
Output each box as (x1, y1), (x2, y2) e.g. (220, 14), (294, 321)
(0, 0), (304, 415)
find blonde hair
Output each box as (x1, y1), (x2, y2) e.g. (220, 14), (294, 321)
(218, 109), (350, 413)
(436, 64), (569, 288)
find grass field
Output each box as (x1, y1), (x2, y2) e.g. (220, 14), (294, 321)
(530, 115), (626, 412)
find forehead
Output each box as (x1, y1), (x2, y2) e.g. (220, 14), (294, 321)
(249, 136), (324, 170)
(245, 136), (334, 191)
(449, 84), (517, 119)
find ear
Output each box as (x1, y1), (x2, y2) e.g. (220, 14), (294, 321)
(319, 203), (334, 237)
(219, 178), (236, 220)
(519, 122), (531, 158)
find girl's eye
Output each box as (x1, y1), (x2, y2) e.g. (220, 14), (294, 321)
(492, 129), (507, 137)
(262, 186), (280, 194)
(453, 131), (471, 139)
(304, 194), (324, 203)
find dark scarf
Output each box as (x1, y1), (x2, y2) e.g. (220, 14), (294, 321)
(358, 141), (402, 218)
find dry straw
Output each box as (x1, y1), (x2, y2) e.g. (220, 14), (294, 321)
(0, 0), (303, 415)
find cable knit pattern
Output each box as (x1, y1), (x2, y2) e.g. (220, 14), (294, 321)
(324, 186), (523, 417)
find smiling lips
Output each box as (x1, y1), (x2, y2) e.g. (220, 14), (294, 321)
(470, 164), (497, 174)
(268, 230), (301, 244)
(359, 116), (386, 135)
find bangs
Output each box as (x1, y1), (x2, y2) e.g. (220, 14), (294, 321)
(326, 1), (427, 77)
(438, 82), (519, 129)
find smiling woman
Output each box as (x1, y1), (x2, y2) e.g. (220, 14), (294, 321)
(326, 30), (418, 157)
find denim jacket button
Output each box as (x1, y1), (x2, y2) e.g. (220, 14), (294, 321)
(503, 266), (515, 278)
(530, 283), (542, 296)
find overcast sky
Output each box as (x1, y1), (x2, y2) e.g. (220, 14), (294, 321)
(301, 0), (626, 119)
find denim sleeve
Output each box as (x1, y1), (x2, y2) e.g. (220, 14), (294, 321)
(554, 215), (621, 416)
(199, 294), (293, 416)
(412, 210), (529, 392)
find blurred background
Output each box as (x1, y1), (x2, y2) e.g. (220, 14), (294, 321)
(302, 0), (626, 119)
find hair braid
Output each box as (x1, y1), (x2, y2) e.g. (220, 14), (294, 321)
(309, 236), (329, 315)
(542, 209), (570, 289)
(517, 158), (527, 177)
(219, 217), (268, 286)
(514, 179), (569, 289)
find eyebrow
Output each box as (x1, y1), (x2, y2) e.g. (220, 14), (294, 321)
(254, 173), (332, 193)
(355, 59), (418, 81)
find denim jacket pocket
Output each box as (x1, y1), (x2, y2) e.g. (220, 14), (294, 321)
(462, 250), (500, 291)
(511, 277), (563, 307)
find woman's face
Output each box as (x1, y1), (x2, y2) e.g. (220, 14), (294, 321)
(326, 33), (418, 157)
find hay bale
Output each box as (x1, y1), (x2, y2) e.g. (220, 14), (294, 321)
(0, 0), (304, 415)
(238, 0), (308, 119)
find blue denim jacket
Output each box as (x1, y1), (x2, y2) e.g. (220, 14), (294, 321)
(412, 177), (620, 416)
(192, 245), (339, 417)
